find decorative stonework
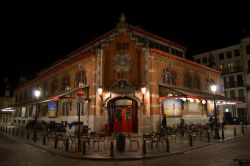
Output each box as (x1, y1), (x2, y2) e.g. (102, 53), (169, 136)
(114, 54), (131, 72)
(109, 80), (135, 94)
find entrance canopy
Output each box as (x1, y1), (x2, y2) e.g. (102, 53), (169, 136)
(159, 83), (241, 105)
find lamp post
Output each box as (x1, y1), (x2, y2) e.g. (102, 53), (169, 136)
(33, 89), (41, 142)
(211, 85), (220, 139)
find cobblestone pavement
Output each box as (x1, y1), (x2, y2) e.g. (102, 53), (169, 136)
(0, 125), (249, 160)
(0, 133), (250, 166)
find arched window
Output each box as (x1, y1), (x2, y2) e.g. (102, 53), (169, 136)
(193, 74), (201, 90)
(205, 78), (214, 92)
(184, 72), (192, 88)
(43, 81), (48, 97)
(75, 70), (87, 87)
(62, 74), (71, 91)
(50, 79), (58, 94)
(162, 68), (176, 86)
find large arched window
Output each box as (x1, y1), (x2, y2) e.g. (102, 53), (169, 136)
(75, 70), (87, 87)
(162, 68), (177, 86)
(62, 74), (71, 91)
(50, 79), (58, 94)
(205, 78), (214, 92)
(193, 74), (201, 90)
(184, 72), (192, 88)
(43, 81), (48, 97)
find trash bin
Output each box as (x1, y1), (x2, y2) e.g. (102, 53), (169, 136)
(116, 133), (125, 152)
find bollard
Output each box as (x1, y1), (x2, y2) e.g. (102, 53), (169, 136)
(142, 140), (146, 155)
(27, 132), (30, 140)
(6, 127), (7, 133)
(234, 127), (237, 137)
(82, 140), (86, 155)
(12, 128), (14, 135)
(65, 138), (69, 152)
(9, 128), (10, 134)
(221, 129), (224, 140)
(166, 137), (170, 152)
(189, 135), (193, 146)
(16, 129), (19, 136)
(110, 141), (114, 157)
(208, 132), (210, 142)
(43, 134), (46, 145)
(242, 126), (245, 135)
(54, 135), (58, 149)
(78, 139), (82, 152)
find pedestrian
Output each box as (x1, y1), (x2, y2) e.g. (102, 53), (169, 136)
(180, 118), (185, 137)
(161, 114), (167, 129)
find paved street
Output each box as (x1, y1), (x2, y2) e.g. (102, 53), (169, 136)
(0, 134), (249, 166)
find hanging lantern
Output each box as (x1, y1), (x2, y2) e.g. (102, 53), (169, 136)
(195, 99), (200, 103)
(202, 100), (206, 104)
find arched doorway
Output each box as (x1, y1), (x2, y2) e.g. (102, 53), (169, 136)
(107, 97), (138, 134)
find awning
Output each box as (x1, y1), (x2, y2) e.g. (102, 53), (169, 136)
(159, 83), (241, 104)
(5, 85), (89, 109)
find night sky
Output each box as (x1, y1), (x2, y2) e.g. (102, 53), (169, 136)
(1, 1), (250, 89)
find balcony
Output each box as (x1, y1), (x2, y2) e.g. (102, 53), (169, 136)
(221, 67), (243, 75)
(229, 96), (246, 102)
(224, 81), (245, 88)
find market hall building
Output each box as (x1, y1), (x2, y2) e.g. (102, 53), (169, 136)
(10, 15), (231, 135)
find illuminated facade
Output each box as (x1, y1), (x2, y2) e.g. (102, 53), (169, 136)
(11, 15), (226, 134)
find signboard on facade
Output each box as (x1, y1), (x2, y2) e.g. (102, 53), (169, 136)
(207, 102), (223, 117)
(48, 101), (57, 118)
(163, 99), (182, 116)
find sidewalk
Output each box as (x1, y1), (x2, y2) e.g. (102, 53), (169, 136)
(1, 125), (250, 160)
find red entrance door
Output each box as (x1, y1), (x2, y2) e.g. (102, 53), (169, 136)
(113, 106), (132, 133)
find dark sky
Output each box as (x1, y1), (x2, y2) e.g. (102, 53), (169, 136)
(1, 0), (250, 87)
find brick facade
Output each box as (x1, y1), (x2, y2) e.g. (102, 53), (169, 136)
(10, 15), (222, 134)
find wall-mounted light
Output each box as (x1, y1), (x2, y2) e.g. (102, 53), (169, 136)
(141, 85), (146, 95)
(141, 85), (146, 104)
(97, 86), (103, 96)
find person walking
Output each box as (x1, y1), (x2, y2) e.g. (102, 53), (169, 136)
(161, 114), (167, 135)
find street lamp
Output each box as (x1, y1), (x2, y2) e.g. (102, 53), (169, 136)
(211, 85), (220, 139)
(33, 89), (41, 142)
